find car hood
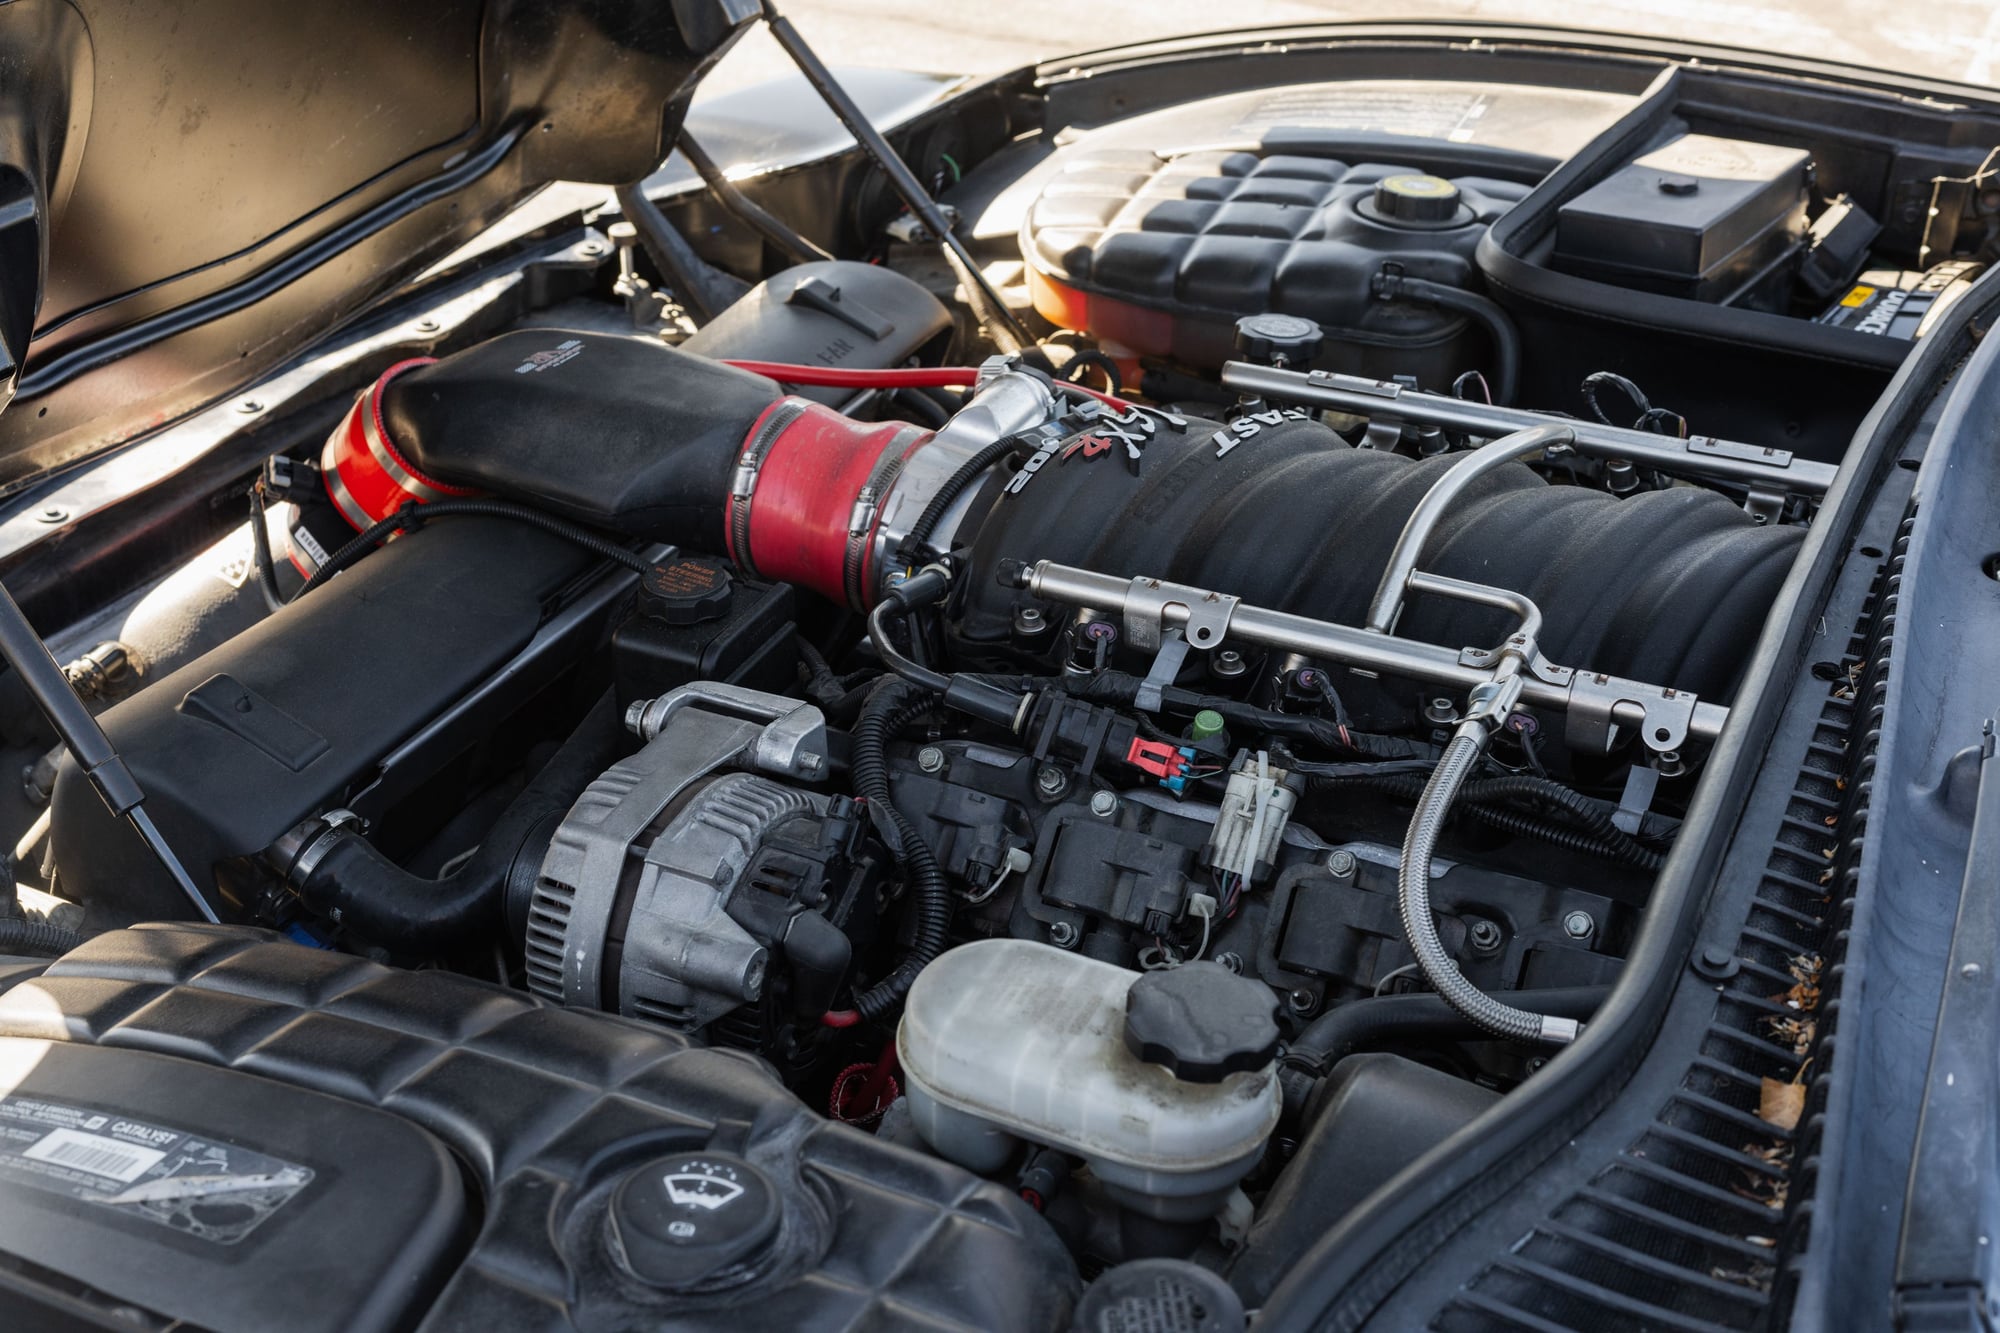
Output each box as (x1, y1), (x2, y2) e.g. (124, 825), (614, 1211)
(0, 0), (757, 494)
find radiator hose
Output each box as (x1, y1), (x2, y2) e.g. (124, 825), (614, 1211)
(276, 692), (626, 950)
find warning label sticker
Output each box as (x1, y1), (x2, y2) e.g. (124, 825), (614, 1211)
(1234, 88), (1493, 143)
(0, 1095), (312, 1245)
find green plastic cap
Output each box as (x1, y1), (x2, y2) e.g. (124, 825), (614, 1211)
(1189, 710), (1226, 743)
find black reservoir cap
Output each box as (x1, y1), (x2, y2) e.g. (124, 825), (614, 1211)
(1123, 961), (1280, 1083)
(640, 558), (735, 625)
(608, 1151), (781, 1289)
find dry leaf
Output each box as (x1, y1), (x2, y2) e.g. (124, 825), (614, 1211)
(1760, 1077), (1804, 1132)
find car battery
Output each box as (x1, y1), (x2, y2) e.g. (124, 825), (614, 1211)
(1815, 259), (1987, 341)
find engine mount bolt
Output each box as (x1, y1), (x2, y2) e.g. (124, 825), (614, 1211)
(1215, 952), (1243, 974)
(1036, 765), (1070, 799)
(1326, 849), (1357, 878)
(1286, 988), (1319, 1017)
(1563, 910), (1596, 942)
(1089, 790), (1119, 818)
(1048, 921), (1079, 949)
(916, 745), (946, 774)
(1467, 919), (1503, 954)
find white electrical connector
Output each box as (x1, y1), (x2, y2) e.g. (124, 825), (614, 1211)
(1185, 892), (1217, 961)
(1208, 750), (1296, 885)
(963, 844), (1032, 905)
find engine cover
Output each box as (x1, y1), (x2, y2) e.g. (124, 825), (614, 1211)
(0, 925), (1077, 1329)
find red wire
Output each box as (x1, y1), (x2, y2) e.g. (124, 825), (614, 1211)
(722, 359), (1129, 411)
(722, 360), (979, 389)
(820, 1008), (862, 1028)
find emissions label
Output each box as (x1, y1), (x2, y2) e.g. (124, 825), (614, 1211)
(0, 1094), (312, 1244)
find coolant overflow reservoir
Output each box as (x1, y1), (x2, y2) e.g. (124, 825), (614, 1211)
(898, 939), (1281, 1220)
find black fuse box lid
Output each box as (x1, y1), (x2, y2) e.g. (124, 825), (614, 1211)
(1554, 134), (1810, 296)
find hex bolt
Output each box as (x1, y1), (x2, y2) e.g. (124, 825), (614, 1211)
(916, 745), (946, 774)
(1466, 919), (1503, 954)
(1212, 649), (1247, 679)
(1215, 951), (1243, 974)
(1286, 988), (1319, 1018)
(1013, 605), (1048, 636)
(1562, 910), (1596, 942)
(1424, 696), (1460, 725)
(1036, 765), (1069, 799)
(1089, 790), (1119, 818)
(1326, 849), (1358, 878)
(1048, 921), (1079, 949)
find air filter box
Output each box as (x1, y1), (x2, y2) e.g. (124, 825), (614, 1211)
(1553, 134), (1810, 303)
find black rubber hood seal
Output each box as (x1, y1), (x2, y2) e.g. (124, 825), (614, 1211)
(0, 0), (759, 493)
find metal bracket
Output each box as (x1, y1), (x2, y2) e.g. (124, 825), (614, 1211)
(1687, 433), (1796, 471)
(1121, 576), (1238, 654)
(624, 682), (828, 779)
(1136, 630), (1190, 712)
(1565, 673), (1699, 755)
(1743, 485), (1786, 526)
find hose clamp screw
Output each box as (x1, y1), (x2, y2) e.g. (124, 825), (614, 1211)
(916, 745), (946, 774)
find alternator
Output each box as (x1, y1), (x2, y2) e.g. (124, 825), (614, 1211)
(524, 683), (865, 1036)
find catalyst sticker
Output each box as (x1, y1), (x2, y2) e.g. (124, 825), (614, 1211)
(0, 1094), (313, 1244)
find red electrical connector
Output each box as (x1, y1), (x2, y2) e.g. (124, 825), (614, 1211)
(1125, 737), (1189, 780)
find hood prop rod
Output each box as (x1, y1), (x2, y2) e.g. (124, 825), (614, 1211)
(0, 579), (215, 922)
(759, 1), (1032, 354)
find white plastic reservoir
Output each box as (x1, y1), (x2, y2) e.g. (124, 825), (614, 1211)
(897, 938), (1281, 1220)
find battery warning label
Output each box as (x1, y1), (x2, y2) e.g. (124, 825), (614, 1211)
(0, 1094), (312, 1244)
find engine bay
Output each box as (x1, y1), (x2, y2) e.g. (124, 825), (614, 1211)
(0, 30), (1991, 1329)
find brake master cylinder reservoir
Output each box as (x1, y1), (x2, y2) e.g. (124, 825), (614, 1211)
(898, 939), (1281, 1221)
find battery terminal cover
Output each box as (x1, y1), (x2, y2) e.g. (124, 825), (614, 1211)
(1553, 133), (1811, 303)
